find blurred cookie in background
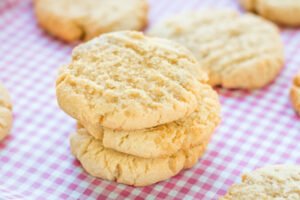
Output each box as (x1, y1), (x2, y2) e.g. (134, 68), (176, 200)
(290, 72), (300, 115)
(220, 165), (300, 200)
(34, 0), (148, 42)
(239, 0), (300, 26)
(148, 10), (284, 89)
(0, 83), (12, 141)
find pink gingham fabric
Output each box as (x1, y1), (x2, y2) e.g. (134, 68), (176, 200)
(1, 0), (300, 199)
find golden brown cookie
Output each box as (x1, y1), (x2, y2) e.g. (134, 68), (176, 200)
(79, 83), (220, 158)
(220, 165), (300, 200)
(148, 10), (284, 89)
(290, 72), (300, 115)
(56, 31), (207, 131)
(34, 0), (148, 42)
(0, 83), (12, 141)
(70, 128), (205, 186)
(239, 0), (300, 26)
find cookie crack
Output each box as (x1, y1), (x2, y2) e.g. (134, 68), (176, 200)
(0, 121), (6, 129)
(114, 164), (122, 182)
(79, 138), (93, 158)
(73, 20), (87, 41)
(0, 100), (12, 110)
(118, 133), (129, 147)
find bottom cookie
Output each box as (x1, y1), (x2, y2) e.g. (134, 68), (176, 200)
(70, 128), (207, 186)
(220, 165), (300, 200)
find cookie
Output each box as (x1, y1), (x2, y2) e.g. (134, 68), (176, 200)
(56, 31), (207, 130)
(239, 0), (255, 11)
(70, 128), (205, 186)
(220, 165), (300, 200)
(0, 83), (12, 141)
(34, 0), (148, 42)
(148, 10), (284, 89)
(239, 0), (300, 26)
(79, 83), (220, 158)
(290, 72), (300, 115)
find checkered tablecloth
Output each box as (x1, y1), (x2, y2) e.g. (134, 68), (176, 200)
(1, 0), (300, 199)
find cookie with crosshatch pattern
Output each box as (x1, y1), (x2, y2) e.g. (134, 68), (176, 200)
(56, 31), (208, 131)
(239, 0), (300, 26)
(0, 83), (12, 141)
(220, 165), (300, 200)
(70, 128), (205, 186)
(148, 10), (284, 89)
(34, 0), (148, 42)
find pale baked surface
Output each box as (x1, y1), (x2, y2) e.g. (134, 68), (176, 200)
(56, 31), (207, 130)
(290, 73), (300, 115)
(80, 83), (220, 158)
(148, 10), (284, 89)
(220, 165), (300, 200)
(0, 83), (12, 141)
(239, 0), (300, 26)
(34, 0), (148, 42)
(70, 128), (205, 186)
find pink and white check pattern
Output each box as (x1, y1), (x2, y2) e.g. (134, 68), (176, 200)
(1, 0), (300, 199)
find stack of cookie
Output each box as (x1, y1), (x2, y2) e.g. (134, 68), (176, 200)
(56, 31), (221, 186)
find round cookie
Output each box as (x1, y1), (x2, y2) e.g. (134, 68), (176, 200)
(34, 0), (148, 42)
(239, 0), (300, 26)
(80, 83), (220, 158)
(70, 128), (205, 186)
(220, 165), (300, 200)
(56, 31), (207, 131)
(290, 72), (300, 115)
(0, 83), (12, 141)
(148, 10), (284, 89)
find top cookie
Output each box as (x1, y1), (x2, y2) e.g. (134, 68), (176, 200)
(0, 83), (13, 141)
(148, 10), (284, 89)
(221, 165), (300, 200)
(239, 0), (300, 26)
(34, 0), (148, 42)
(56, 31), (207, 131)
